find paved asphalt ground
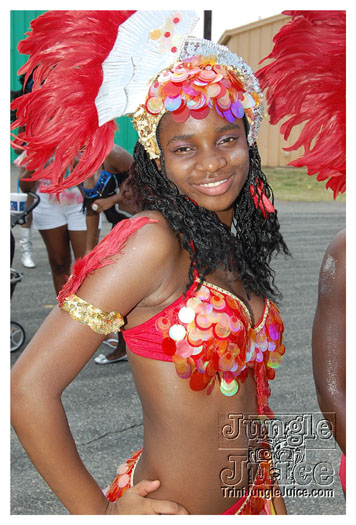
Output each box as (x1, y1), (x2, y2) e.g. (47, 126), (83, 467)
(10, 165), (346, 515)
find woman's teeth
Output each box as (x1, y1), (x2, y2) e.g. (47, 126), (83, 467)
(200, 179), (227, 188)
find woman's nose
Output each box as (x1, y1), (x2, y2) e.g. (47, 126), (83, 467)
(195, 151), (227, 174)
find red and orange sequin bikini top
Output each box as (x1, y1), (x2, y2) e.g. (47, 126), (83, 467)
(58, 217), (285, 417)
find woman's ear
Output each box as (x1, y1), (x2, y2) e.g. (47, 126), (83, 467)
(154, 158), (162, 172)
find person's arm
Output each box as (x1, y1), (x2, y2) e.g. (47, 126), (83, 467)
(312, 229), (346, 454)
(103, 144), (133, 175)
(80, 182), (101, 253)
(18, 168), (37, 193)
(89, 192), (135, 214)
(90, 195), (119, 213)
(85, 212), (100, 253)
(103, 145), (138, 215)
(11, 216), (187, 514)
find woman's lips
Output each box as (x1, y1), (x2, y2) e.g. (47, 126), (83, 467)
(192, 176), (234, 196)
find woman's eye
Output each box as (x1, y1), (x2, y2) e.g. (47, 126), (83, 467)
(219, 136), (237, 145)
(174, 146), (192, 153)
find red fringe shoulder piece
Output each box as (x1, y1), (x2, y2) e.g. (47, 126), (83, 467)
(10, 10), (135, 194)
(256, 11), (346, 198)
(57, 216), (157, 306)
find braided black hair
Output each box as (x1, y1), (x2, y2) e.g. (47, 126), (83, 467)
(125, 120), (289, 301)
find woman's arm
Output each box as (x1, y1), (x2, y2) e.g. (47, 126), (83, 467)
(18, 168), (37, 193)
(11, 217), (186, 514)
(103, 144), (133, 175)
(90, 195), (119, 213)
(84, 212), (100, 254)
(80, 174), (101, 254)
(11, 308), (110, 514)
(312, 230), (346, 454)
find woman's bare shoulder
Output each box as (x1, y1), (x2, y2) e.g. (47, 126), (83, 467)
(76, 211), (180, 315)
(133, 210), (178, 242)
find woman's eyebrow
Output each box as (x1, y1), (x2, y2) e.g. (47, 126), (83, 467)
(217, 123), (241, 133)
(167, 134), (193, 145)
(166, 122), (242, 145)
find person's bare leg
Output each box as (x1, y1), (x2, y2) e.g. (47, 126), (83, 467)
(19, 195), (36, 268)
(104, 333), (127, 360)
(39, 225), (71, 295)
(68, 229), (87, 260)
(95, 333), (127, 364)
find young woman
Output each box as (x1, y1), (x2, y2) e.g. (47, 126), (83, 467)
(11, 10), (289, 514)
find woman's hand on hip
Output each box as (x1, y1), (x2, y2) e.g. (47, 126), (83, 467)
(105, 479), (189, 515)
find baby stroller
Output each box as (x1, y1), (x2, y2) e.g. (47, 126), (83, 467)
(11, 191), (40, 352)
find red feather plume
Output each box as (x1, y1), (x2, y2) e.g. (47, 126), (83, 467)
(256, 11), (346, 198)
(57, 216), (156, 305)
(11, 10), (135, 193)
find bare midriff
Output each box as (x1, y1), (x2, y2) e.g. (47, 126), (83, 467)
(128, 351), (260, 515)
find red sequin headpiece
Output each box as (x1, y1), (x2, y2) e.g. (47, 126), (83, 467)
(133, 53), (263, 158)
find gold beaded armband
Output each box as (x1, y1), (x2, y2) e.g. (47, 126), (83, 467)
(60, 295), (124, 335)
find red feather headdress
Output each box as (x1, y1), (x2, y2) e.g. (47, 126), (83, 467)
(256, 10), (346, 198)
(10, 10), (136, 193)
(10, 10), (201, 193)
(11, 10), (268, 194)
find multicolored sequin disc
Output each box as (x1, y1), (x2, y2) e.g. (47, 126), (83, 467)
(145, 54), (261, 125)
(154, 280), (285, 413)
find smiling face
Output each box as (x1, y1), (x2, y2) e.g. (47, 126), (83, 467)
(156, 109), (250, 226)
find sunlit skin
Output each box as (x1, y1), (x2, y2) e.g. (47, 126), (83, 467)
(156, 110), (250, 227)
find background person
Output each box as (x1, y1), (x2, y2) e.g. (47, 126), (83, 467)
(80, 144), (135, 254)
(312, 230), (346, 494)
(11, 73), (36, 268)
(80, 144), (135, 364)
(16, 168), (90, 296)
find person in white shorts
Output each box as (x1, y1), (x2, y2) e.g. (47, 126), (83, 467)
(18, 170), (97, 296)
(33, 181), (97, 295)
